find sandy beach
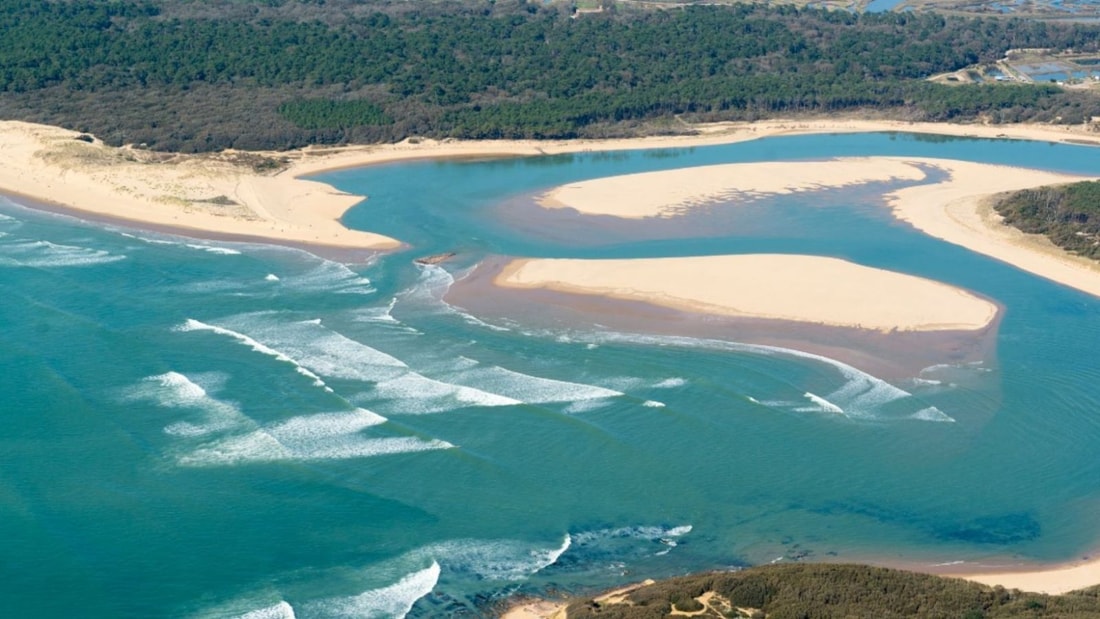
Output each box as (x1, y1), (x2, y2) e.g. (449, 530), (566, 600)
(942, 556), (1100, 595)
(0, 122), (407, 250)
(883, 157), (1100, 298)
(495, 254), (997, 333)
(2, 118), (1099, 254)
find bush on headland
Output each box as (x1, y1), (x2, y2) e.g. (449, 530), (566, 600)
(564, 563), (1100, 618)
(994, 180), (1100, 261)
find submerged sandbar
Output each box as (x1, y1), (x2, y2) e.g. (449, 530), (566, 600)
(495, 254), (996, 333)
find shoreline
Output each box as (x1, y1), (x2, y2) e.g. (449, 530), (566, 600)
(493, 255), (999, 333)
(500, 554), (1100, 619)
(528, 155), (1100, 299)
(3, 118), (1100, 256)
(5, 118), (1100, 601)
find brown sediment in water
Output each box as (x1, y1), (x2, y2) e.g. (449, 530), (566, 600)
(447, 256), (1001, 382)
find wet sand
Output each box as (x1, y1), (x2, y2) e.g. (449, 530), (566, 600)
(447, 256), (1000, 382)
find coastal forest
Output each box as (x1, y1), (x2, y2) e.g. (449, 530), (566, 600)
(995, 180), (1100, 259)
(2, 0), (1100, 152)
(561, 563), (1100, 618)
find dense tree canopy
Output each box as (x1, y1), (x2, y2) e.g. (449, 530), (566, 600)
(1, 0), (1098, 151)
(995, 180), (1100, 259)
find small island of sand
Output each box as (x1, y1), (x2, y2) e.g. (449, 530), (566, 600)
(538, 159), (929, 218)
(495, 254), (997, 333)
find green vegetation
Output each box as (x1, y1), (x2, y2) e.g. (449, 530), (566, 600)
(1, 0), (1099, 151)
(564, 563), (1100, 618)
(278, 100), (391, 130)
(995, 181), (1100, 260)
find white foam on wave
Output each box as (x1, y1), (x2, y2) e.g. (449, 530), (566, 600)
(281, 260), (374, 295)
(417, 535), (572, 581)
(402, 264), (455, 302)
(236, 601), (296, 619)
(124, 371), (249, 437)
(562, 399), (613, 414)
(199, 314), (523, 415)
(797, 392), (845, 415)
(219, 316), (407, 380)
(265, 273), (280, 282)
(654, 377), (687, 389)
(404, 265), (512, 332)
(352, 297), (400, 324)
(572, 524), (692, 545)
(117, 232), (244, 255)
(0, 238), (125, 267)
(308, 562), (440, 619)
(642, 400), (666, 408)
(177, 409), (451, 466)
(910, 406), (956, 423)
(440, 365), (623, 405)
(185, 243), (242, 255)
(555, 330), (947, 422)
(371, 373), (522, 413)
(178, 319), (333, 392)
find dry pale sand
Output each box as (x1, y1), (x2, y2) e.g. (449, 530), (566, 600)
(882, 157), (1100, 298)
(496, 254), (997, 332)
(3, 118), (1098, 252)
(948, 557), (1100, 595)
(0, 121), (400, 250)
(534, 155), (1100, 299)
(499, 599), (568, 619)
(538, 159), (928, 218)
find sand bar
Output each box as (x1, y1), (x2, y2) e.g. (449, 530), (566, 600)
(882, 157), (1100, 298)
(3, 118), (1099, 253)
(496, 254), (997, 332)
(533, 155), (1100, 299)
(538, 159), (928, 218)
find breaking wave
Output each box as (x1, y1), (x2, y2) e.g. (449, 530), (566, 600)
(178, 319), (333, 392)
(539, 330), (949, 422)
(123, 371), (248, 437)
(0, 238), (125, 267)
(176, 409), (450, 466)
(305, 562), (440, 619)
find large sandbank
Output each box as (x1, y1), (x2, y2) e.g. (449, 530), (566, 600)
(536, 156), (1100, 299)
(495, 254), (997, 333)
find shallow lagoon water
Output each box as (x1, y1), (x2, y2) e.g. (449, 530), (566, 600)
(2, 132), (1100, 617)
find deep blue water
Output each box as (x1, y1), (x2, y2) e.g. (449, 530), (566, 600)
(2, 132), (1100, 617)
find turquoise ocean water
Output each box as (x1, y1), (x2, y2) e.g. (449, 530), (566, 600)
(3, 132), (1100, 617)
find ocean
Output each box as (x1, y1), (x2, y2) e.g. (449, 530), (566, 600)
(2, 132), (1100, 617)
